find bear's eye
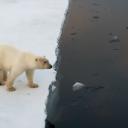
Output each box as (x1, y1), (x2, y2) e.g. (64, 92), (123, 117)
(44, 61), (47, 64)
(35, 58), (38, 61)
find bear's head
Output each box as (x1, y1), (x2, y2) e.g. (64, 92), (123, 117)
(35, 56), (52, 69)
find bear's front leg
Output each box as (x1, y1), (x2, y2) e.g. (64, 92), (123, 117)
(6, 68), (24, 91)
(25, 70), (38, 88)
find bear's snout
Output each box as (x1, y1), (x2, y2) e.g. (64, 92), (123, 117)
(49, 64), (52, 69)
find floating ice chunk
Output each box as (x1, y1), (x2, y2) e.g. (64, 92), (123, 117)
(113, 35), (119, 40)
(109, 35), (120, 43)
(73, 82), (85, 91)
(51, 85), (56, 92)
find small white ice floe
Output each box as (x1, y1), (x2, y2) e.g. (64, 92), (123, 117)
(112, 35), (119, 40)
(51, 85), (56, 92)
(72, 82), (85, 91)
(109, 35), (120, 43)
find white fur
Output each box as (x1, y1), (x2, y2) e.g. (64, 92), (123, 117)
(0, 45), (38, 70)
(0, 45), (51, 91)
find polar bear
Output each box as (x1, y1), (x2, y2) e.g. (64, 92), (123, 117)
(0, 45), (52, 91)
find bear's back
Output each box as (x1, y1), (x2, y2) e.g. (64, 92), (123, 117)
(0, 45), (20, 57)
(0, 45), (21, 68)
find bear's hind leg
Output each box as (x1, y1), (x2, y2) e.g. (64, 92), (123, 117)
(25, 70), (38, 88)
(3, 70), (7, 82)
(6, 80), (15, 91)
(6, 68), (23, 91)
(0, 70), (7, 85)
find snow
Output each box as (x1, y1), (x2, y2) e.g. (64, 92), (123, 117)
(0, 0), (68, 128)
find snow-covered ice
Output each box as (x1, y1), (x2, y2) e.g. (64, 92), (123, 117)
(0, 0), (68, 128)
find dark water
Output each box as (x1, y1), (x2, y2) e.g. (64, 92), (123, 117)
(46, 0), (128, 127)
